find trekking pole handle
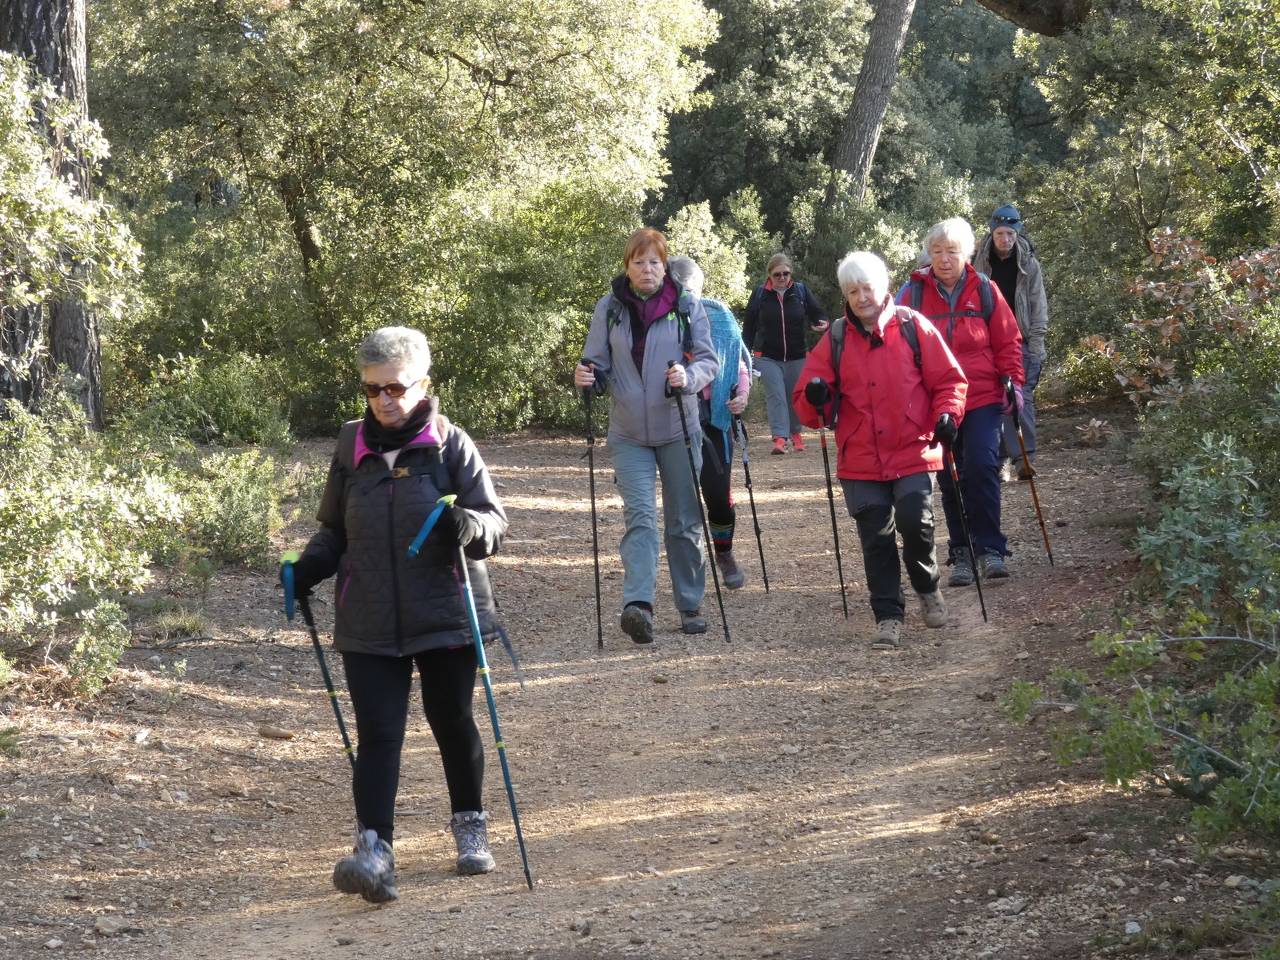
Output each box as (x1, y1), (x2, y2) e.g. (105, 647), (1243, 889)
(578, 357), (593, 400)
(665, 358), (676, 398)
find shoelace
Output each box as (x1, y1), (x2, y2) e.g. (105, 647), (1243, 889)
(455, 820), (488, 856)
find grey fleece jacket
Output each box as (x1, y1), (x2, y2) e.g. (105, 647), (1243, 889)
(581, 281), (719, 446)
(974, 234), (1048, 359)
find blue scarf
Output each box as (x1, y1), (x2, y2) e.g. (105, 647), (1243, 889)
(704, 298), (750, 438)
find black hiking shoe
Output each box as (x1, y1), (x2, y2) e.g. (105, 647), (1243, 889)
(716, 551), (746, 589)
(679, 609), (708, 634)
(978, 551), (1010, 581)
(620, 604), (654, 645)
(333, 828), (398, 903)
(947, 547), (975, 588)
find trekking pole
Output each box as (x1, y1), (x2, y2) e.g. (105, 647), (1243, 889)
(1006, 381), (1054, 566)
(667, 361), (731, 643)
(281, 555), (355, 772)
(942, 445), (989, 623)
(438, 498), (534, 890)
(811, 385), (849, 620)
(580, 359), (605, 648)
(732, 413), (769, 592)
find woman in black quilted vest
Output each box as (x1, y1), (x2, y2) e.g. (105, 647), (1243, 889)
(284, 326), (509, 903)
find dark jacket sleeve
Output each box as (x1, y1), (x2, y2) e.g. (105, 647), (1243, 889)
(803, 283), (829, 327)
(987, 284), (1026, 385)
(741, 286), (762, 352)
(447, 426), (509, 561)
(298, 449), (347, 582)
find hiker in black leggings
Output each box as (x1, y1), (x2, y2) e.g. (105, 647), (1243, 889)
(283, 325), (508, 903)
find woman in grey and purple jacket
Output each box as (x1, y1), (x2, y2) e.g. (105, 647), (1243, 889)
(574, 228), (719, 644)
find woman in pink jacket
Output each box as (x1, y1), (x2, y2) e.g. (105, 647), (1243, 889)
(793, 252), (968, 649)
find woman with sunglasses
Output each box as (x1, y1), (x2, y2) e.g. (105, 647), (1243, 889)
(742, 253), (830, 455)
(282, 326), (509, 902)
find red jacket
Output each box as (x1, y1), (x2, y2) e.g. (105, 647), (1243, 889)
(897, 266), (1023, 411)
(792, 304), (968, 481)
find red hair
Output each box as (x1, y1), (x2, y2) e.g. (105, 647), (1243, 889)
(623, 228), (668, 269)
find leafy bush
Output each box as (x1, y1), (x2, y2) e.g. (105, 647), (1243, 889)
(1048, 335), (1126, 401)
(0, 398), (182, 693)
(114, 352), (293, 447)
(170, 450), (283, 568)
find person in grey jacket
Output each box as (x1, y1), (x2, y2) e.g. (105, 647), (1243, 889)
(974, 204), (1048, 479)
(573, 228), (719, 643)
(284, 326), (509, 903)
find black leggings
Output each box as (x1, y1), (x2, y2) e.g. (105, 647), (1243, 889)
(700, 422), (736, 553)
(341, 646), (483, 845)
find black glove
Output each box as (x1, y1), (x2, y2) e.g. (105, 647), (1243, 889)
(280, 553), (325, 598)
(804, 378), (832, 407)
(934, 413), (958, 447)
(443, 505), (484, 549)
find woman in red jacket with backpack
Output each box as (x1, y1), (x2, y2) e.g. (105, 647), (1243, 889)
(793, 252), (967, 649)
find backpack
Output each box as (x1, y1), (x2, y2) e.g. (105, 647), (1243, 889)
(904, 273), (995, 342)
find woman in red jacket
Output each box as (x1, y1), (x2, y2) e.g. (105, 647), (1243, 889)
(793, 252), (967, 649)
(897, 217), (1025, 587)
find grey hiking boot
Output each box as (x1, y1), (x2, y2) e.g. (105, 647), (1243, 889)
(716, 551), (746, 589)
(450, 811), (496, 875)
(620, 604), (654, 644)
(871, 619), (902, 650)
(918, 590), (947, 628)
(679, 608), (708, 634)
(979, 551), (1010, 581)
(947, 547), (975, 588)
(333, 828), (398, 903)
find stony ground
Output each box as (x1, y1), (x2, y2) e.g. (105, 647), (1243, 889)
(1, 402), (1273, 959)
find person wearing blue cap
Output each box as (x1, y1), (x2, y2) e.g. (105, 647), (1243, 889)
(974, 204), (1048, 481)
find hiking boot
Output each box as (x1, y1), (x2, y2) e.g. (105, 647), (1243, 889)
(1017, 462), (1036, 482)
(790, 432), (806, 452)
(450, 811), (496, 875)
(679, 608), (708, 634)
(948, 547), (975, 588)
(620, 604), (654, 645)
(978, 551), (1010, 581)
(918, 590), (947, 628)
(716, 551), (746, 589)
(333, 828), (399, 903)
(771, 437), (787, 455)
(871, 619), (902, 650)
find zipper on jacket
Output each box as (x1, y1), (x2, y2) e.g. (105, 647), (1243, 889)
(387, 480), (404, 654)
(776, 288), (787, 360)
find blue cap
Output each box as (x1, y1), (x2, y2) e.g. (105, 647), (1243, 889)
(990, 204), (1024, 234)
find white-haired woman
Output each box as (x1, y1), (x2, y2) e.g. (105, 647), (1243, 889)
(793, 253), (967, 648)
(742, 252), (829, 454)
(282, 326), (509, 902)
(897, 217), (1024, 586)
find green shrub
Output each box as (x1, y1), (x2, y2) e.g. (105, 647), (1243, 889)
(0, 398), (182, 690)
(174, 450), (283, 568)
(117, 352), (293, 447)
(1049, 335), (1126, 401)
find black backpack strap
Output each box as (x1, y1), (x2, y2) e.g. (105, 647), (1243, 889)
(976, 273), (995, 322)
(337, 420), (360, 474)
(907, 278), (924, 311)
(828, 317), (846, 428)
(895, 309), (923, 370)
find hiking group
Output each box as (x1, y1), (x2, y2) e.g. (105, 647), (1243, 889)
(278, 204), (1050, 901)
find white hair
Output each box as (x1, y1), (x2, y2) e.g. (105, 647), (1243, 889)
(358, 326), (432, 377)
(835, 251), (890, 301)
(667, 256), (704, 298)
(923, 217), (976, 262)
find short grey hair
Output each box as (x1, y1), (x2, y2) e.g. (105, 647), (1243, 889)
(667, 256), (704, 298)
(836, 251), (890, 301)
(358, 326), (432, 378)
(923, 217), (976, 262)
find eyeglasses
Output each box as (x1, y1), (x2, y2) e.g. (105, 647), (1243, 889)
(361, 381), (415, 399)
(771, 270), (792, 279)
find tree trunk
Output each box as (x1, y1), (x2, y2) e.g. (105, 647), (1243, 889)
(831, 0), (919, 202)
(0, 0), (102, 427)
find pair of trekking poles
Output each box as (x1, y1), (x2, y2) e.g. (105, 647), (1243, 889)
(579, 360), (771, 648)
(281, 503), (535, 891)
(809, 378), (1053, 626)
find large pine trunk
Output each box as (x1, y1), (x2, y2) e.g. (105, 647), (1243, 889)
(831, 0), (919, 202)
(0, 0), (102, 427)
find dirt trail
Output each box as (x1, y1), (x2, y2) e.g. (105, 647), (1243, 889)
(2, 405), (1252, 959)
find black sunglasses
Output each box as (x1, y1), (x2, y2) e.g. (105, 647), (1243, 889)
(771, 270), (792, 279)
(361, 381), (414, 399)
(992, 216), (1022, 226)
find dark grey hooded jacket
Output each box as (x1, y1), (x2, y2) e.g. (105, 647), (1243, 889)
(298, 401), (508, 657)
(973, 233), (1048, 359)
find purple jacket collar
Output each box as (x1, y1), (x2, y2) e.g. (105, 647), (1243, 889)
(353, 417), (443, 468)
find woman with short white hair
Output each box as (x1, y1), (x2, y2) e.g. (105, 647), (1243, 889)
(282, 325), (509, 901)
(793, 252), (967, 649)
(897, 217), (1024, 587)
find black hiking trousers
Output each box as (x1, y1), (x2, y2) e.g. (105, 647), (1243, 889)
(841, 472), (940, 622)
(341, 645), (483, 845)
